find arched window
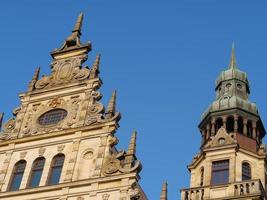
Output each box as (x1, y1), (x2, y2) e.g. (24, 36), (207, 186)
(9, 160), (27, 191)
(247, 121), (253, 138)
(238, 117), (244, 134)
(47, 154), (65, 185)
(27, 157), (45, 188)
(215, 118), (223, 133)
(242, 162), (251, 181)
(226, 116), (234, 133)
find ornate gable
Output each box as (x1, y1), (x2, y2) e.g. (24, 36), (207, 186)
(204, 127), (236, 149)
(0, 13), (120, 141)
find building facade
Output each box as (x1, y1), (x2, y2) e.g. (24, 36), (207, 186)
(181, 47), (267, 200)
(0, 14), (147, 200)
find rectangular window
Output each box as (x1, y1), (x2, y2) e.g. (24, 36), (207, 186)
(211, 160), (229, 185)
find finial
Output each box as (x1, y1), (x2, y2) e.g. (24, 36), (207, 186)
(106, 90), (117, 118)
(127, 130), (137, 155)
(73, 12), (84, 35)
(28, 67), (40, 91)
(0, 112), (4, 131)
(89, 54), (101, 79)
(124, 130), (137, 169)
(160, 182), (168, 200)
(229, 43), (237, 69)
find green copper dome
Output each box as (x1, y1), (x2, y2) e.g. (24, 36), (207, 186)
(201, 46), (258, 120)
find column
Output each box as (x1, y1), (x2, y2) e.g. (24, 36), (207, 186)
(211, 118), (216, 136)
(252, 121), (257, 139)
(206, 124), (210, 140)
(234, 115), (238, 132)
(223, 116), (227, 128)
(201, 130), (206, 146)
(243, 119), (248, 136)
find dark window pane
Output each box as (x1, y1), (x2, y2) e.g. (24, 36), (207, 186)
(28, 157), (45, 188)
(48, 154), (65, 185)
(39, 109), (67, 125)
(10, 174), (23, 191)
(242, 163), (251, 181)
(29, 171), (43, 188)
(9, 160), (26, 191)
(211, 160), (229, 185)
(49, 167), (62, 185)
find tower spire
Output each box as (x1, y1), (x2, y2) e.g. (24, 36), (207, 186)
(72, 12), (84, 35)
(106, 90), (117, 118)
(160, 182), (168, 200)
(229, 43), (237, 69)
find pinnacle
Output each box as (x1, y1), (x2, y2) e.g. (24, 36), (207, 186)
(106, 90), (117, 118)
(93, 54), (101, 71)
(160, 181), (168, 200)
(229, 43), (237, 69)
(73, 12), (84, 35)
(127, 130), (137, 155)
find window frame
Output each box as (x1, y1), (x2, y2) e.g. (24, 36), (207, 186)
(242, 162), (251, 181)
(211, 160), (229, 185)
(27, 157), (46, 188)
(38, 109), (67, 126)
(8, 160), (27, 191)
(47, 154), (65, 186)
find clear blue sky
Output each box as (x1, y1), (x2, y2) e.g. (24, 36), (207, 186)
(0, 1), (267, 199)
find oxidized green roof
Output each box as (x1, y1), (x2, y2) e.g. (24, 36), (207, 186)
(201, 45), (258, 120)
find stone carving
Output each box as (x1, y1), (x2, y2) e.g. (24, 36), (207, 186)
(35, 55), (90, 90)
(57, 145), (65, 153)
(67, 96), (81, 127)
(20, 151), (27, 159)
(102, 154), (121, 174)
(38, 147), (46, 156)
(204, 127), (236, 149)
(77, 197), (84, 200)
(102, 150), (141, 176)
(84, 90), (120, 126)
(83, 150), (94, 160)
(102, 193), (110, 200)
(3, 118), (16, 132)
(129, 182), (141, 200)
(49, 97), (63, 108)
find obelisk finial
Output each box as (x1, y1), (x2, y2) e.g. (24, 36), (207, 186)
(160, 182), (168, 200)
(127, 130), (137, 155)
(73, 12), (84, 35)
(229, 43), (237, 69)
(106, 90), (117, 118)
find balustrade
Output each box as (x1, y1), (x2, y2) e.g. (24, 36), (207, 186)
(181, 179), (265, 200)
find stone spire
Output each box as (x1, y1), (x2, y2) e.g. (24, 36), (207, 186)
(72, 12), (83, 35)
(124, 130), (137, 169)
(51, 12), (91, 58)
(229, 43), (237, 69)
(127, 130), (137, 155)
(160, 182), (168, 200)
(89, 54), (101, 79)
(28, 67), (40, 91)
(106, 90), (116, 118)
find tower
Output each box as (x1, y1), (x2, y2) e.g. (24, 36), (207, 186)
(181, 46), (267, 199)
(0, 14), (147, 200)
